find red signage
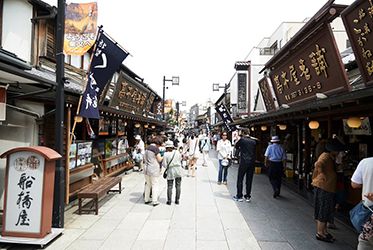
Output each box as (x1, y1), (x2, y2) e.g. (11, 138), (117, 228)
(269, 24), (349, 106)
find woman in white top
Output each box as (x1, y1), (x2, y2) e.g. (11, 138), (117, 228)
(187, 134), (199, 177)
(216, 132), (232, 185)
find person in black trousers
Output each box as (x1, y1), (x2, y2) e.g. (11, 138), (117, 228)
(264, 136), (287, 198)
(233, 129), (257, 202)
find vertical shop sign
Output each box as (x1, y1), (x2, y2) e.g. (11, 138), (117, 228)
(258, 77), (276, 111)
(269, 24), (349, 106)
(341, 0), (373, 85)
(4, 152), (44, 234)
(237, 73), (247, 112)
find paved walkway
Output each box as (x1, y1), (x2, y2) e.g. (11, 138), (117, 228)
(1, 149), (358, 249)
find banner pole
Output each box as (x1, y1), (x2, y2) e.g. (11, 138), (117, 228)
(69, 26), (103, 143)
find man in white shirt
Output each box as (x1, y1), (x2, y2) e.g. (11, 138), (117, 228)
(351, 157), (373, 207)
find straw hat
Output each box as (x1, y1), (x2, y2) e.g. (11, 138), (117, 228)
(270, 136), (280, 143)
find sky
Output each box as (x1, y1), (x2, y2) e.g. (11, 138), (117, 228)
(45, 0), (353, 110)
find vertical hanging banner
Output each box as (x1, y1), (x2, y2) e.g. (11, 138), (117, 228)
(64, 2), (98, 55)
(79, 31), (129, 119)
(215, 104), (237, 132)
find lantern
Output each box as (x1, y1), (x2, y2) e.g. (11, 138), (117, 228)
(151, 125), (155, 129)
(134, 123), (141, 128)
(278, 124), (287, 130)
(144, 124), (149, 128)
(308, 121), (319, 130)
(347, 117), (361, 128)
(261, 125), (267, 131)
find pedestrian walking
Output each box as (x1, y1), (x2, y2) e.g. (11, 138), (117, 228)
(216, 132), (232, 185)
(163, 140), (184, 205)
(351, 157), (373, 248)
(233, 129), (257, 202)
(134, 134), (145, 171)
(264, 136), (286, 198)
(143, 137), (163, 206)
(187, 134), (199, 177)
(312, 138), (345, 243)
(199, 133), (210, 166)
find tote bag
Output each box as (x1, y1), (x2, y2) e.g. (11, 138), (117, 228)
(350, 200), (373, 233)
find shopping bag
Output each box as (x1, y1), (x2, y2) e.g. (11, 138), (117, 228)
(350, 200), (373, 233)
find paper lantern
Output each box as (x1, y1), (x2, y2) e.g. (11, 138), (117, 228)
(134, 123), (141, 128)
(151, 125), (155, 129)
(278, 124), (287, 130)
(261, 125), (267, 131)
(308, 121), (319, 130)
(347, 117), (361, 128)
(144, 124), (149, 128)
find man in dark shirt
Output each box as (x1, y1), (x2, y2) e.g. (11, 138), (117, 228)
(233, 129), (257, 202)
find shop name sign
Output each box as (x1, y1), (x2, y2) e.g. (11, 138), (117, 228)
(4, 152), (44, 234)
(341, 0), (373, 85)
(110, 72), (149, 114)
(258, 77), (276, 111)
(269, 25), (349, 106)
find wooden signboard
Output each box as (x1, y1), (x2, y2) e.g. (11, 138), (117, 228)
(258, 76), (276, 111)
(1, 146), (61, 238)
(269, 24), (349, 106)
(341, 0), (373, 86)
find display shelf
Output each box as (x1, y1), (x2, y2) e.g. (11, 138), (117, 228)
(69, 163), (95, 198)
(101, 153), (133, 177)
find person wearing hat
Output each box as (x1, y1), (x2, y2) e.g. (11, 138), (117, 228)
(264, 135), (286, 198)
(312, 138), (345, 243)
(134, 135), (145, 171)
(162, 140), (184, 205)
(233, 128), (257, 202)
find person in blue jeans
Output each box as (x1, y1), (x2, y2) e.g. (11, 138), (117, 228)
(216, 132), (232, 185)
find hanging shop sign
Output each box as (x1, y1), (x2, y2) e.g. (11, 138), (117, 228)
(110, 72), (149, 115)
(64, 2), (97, 55)
(215, 104), (238, 132)
(1, 147), (61, 238)
(343, 117), (372, 135)
(269, 24), (349, 106)
(341, 0), (373, 86)
(258, 76), (276, 111)
(237, 73), (247, 113)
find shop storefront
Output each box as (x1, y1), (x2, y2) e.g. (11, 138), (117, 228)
(233, 0), (373, 222)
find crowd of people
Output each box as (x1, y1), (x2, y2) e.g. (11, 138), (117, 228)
(129, 128), (372, 248)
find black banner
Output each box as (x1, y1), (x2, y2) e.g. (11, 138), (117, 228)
(80, 31), (129, 119)
(215, 104), (237, 132)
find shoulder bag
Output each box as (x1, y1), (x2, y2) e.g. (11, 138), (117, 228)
(350, 200), (373, 233)
(163, 151), (176, 179)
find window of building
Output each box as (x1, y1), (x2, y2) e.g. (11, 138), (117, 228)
(1, 0), (33, 62)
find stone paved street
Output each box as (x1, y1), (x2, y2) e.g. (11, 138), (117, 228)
(1, 149), (358, 250)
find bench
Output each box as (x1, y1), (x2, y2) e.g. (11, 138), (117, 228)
(77, 176), (122, 215)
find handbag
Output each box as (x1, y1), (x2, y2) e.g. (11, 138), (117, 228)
(163, 152), (176, 179)
(221, 158), (230, 167)
(350, 200), (373, 233)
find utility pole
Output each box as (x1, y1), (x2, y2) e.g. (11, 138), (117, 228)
(53, 0), (65, 228)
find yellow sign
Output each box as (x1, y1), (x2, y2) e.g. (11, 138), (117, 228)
(64, 2), (98, 56)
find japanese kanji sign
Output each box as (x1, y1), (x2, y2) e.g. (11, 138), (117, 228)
(4, 151), (44, 234)
(258, 76), (276, 111)
(80, 31), (129, 119)
(215, 104), (237, 132)
(342, 0), (373, 85)
(268, 24), (349, 106)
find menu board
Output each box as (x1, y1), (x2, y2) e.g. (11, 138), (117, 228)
(76, 141), (93, 167)
(69, 143), (77, 169)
